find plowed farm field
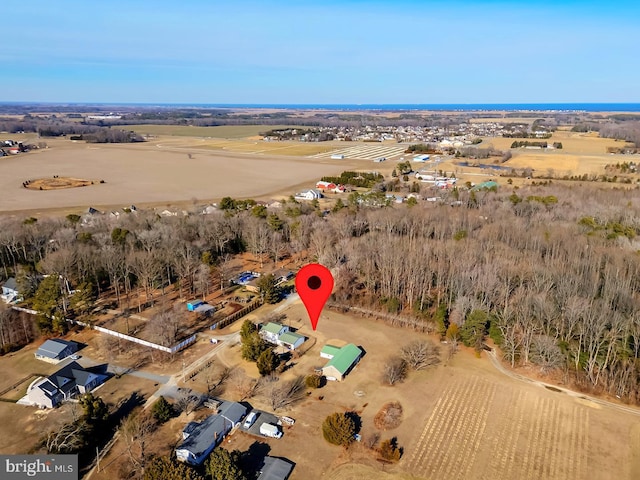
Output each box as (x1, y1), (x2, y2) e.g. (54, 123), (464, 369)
(380, 345), (640, 480)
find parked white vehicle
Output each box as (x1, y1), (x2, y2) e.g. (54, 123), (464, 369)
(259, 423), (282, 439)
(243, 412), (257, 429)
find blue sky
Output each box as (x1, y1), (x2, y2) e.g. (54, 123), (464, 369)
(1, 0), (639, 104)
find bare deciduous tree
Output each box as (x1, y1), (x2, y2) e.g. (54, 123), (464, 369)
(176, 389), (201, 415)
(400, 340), (440, 370)
(382, 357), (407, 386)
(120, 411), (157, 471)
(45, 422), (87, 454)
(263, 376), (306, 410)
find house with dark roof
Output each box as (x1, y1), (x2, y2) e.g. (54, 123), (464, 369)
(257, 457), (294, 480)
(175, 401), (247, 466)
(35, 339), (78, 363)
(25, 361), (107, 408)
(1, 277), (20, 303)
(321, 344), (363, 381)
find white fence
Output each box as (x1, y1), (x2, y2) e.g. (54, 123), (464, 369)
(13, 306), (197, 354)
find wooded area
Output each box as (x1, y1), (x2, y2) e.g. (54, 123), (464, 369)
(2, 183), (640, 402)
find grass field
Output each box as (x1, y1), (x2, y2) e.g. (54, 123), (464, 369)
(121, 124), (314, 138)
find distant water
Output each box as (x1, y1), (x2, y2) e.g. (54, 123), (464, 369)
(148, 103), (640, 112)
(3, 101), (640, 112)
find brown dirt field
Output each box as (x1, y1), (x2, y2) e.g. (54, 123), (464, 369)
(0, 137), (357, 214)
(212, 301), (640, 480)
(0, 401), (76, 455)
(25, 177), (96, 190)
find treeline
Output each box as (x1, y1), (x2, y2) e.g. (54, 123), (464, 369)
(0, 306), (35, 354)
(3, 175), (640, 402)
(321, 171), (384, 188)
(510, 141), (548, 148)
(600, 122), (640, 147)
(405, 143), (439, 154)
(503, 132), (552, 139)
(0, 117), (145, 143)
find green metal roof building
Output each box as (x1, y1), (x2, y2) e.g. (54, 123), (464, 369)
(322, 343), (363, 381)
(278, 331), (305, 350)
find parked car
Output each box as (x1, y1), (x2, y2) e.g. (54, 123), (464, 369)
(243, 411), (257, 429)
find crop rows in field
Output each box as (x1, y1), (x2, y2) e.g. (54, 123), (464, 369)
(405, 378), (590, 480)
(491, 391), (590, 480)
(406, 377), (496, 478)
(308, 144), (406, 160)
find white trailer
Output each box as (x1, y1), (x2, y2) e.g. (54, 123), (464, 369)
(260, 423), (282, 439)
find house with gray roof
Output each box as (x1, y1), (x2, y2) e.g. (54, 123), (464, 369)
(35, 339), (78, 363)
(25, 361), (107, 408)
(257, 457), (294, 480)
(1, 277), (20, 303)
(176, 401), (247, 466)
(218, 400), (247, 428)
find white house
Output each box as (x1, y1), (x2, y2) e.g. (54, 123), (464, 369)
(294, 189), (323, 201)
(260, 323), (289, 344)
(1, 277), (20, 303)
(260, 323), (306, 350)
(24, 361), (106, 408)
(278, 332), (306, 350)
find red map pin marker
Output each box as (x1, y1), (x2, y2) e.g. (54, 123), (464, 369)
(295, 263), (334, 331)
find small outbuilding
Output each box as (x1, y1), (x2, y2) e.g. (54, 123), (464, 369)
(257, 456), (294, 480)
(35, 339), (78, 363)
(187, 300), (205, 311)
(278, 332), (305, 351)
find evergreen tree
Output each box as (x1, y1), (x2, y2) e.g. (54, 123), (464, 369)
(322, 412), (356, 446)
(257, 348), (278, 376)
(241, 332), (268, 362)
(144, 456), (204, 480)
(257, 274), (279, 304)
(240, 320), (257, 343)
(206, 448), (246, 480)
(151, 396), (174, 423)
(460, 309), (488, 350)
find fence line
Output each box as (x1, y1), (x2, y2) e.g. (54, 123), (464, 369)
(210, 298), (263, 330)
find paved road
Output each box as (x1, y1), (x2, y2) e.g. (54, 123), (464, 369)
(486, 348), (640, 417)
